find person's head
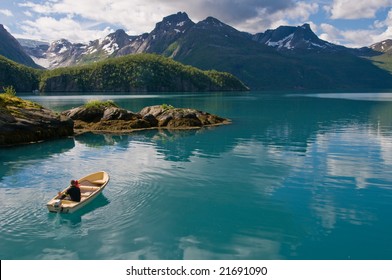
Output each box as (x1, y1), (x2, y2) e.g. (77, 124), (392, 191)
(70, 180), (78, 186)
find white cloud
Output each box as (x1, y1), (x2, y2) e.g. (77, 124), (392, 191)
(19, 0), (191, 35)
(328, 0), (392, 20)
(0, 9), (13, 17)
(17, 0), (318, 40)
(320, 8), (392, 47)
(319, 23), (343, 44)
(19, 16), (114, 43)
(319, 23), (382, 47)
(23, 11), (33, 17)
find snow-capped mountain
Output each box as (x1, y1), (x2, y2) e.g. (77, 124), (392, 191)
(252, 24), (342, 52)
(17, 12), (388, 70)
(19, 12), (195, 69)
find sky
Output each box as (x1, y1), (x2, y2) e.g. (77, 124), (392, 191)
(0, 0), (392, 47)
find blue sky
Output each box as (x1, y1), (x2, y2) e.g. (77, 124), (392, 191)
(0, 0), (391, 47)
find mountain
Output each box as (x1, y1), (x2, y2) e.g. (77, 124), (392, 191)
(370, 39), (392, 54)
(0, 25), (40, 68)
(252, 24), (380, 57)
(367, 39), (392, 75)
(19, 12), (194, 69)
(18, 38), (50, 67)
(15, 12), (392, 90)
(253, 24), (340, 52)
(169, 17), (392, 90)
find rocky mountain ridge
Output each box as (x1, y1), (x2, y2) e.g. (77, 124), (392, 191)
(17, 12), (387, 70)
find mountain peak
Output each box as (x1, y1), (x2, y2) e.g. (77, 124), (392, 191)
(196, 16), (238, 33)
(137, 12), (195, 54)
(154, 11), (194, 32)
(162, 12), (190, 24)
(113, 29), (128, 36)
(253, 23), (338, 52)
(200, 16), (225, 27)
(104, 29), (130, 50)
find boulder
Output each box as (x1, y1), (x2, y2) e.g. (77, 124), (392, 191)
(101, 107), (139, 121)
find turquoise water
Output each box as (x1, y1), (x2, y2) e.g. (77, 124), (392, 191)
(1, 92), (392, 260)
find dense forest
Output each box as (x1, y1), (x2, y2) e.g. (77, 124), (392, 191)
(0, 54), (248, 93)
(0, 55), (40, 92)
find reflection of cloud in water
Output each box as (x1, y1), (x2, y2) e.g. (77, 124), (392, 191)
(39, 248), (79, 260)
(179, 234), (282, 259)
(231, 139), (305, 195)
(307, 125), (392, 190)
(304, 125), (389, 231)
(311, 194), (375, 232)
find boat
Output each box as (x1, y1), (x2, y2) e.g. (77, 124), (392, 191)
(46, 171), (110, 213)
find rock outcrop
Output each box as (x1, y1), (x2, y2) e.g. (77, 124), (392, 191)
(0, 95), (74, 146)
(62, 104), (230, 132)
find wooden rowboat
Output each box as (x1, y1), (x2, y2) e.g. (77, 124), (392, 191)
(47, 171), (109, 213)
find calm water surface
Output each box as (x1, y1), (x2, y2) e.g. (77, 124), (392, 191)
(1, 92), (392, 260)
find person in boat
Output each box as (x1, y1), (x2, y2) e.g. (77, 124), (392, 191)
(58, 180), (81, 202)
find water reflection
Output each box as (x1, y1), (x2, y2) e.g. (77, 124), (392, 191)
(75, 133), (132, 148)
(0, 137), (75, 185)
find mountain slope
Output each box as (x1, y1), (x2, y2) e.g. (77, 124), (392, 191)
(0, 25), (40, 68)
(367, 40), (392, 74)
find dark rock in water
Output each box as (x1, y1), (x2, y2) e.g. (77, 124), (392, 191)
(62, 104), (230, 132)
(101, 107), (138, 121)
(142, 114), (158, 127)
(63, 106), (104, 122)
(0, 103), (74, 146)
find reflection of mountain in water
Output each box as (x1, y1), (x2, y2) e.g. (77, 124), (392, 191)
(0, 137), (75, 181)
(74, 96), (392, 164)
(232, 96), (392, 149)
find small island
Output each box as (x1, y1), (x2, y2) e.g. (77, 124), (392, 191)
(62, 100), (230, 133)
(0, 94), (230, 146)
